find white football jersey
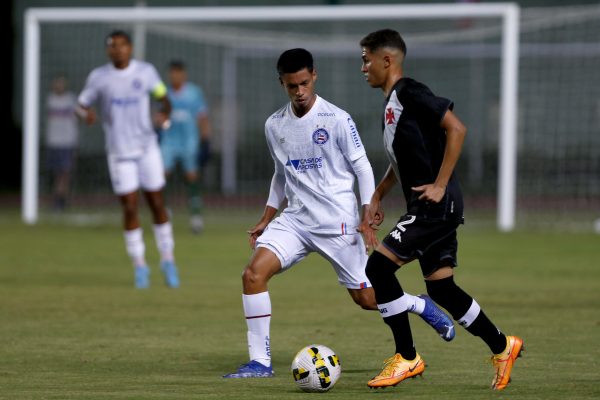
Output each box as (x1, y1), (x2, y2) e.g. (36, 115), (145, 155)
(78, 60), (164, 158)
(265, 95), (367, 234)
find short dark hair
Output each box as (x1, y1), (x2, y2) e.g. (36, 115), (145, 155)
(360, 29), (407, 56)
(169, 60), (186, 70)
(276, 48), (314, 76)
(105, 30), (132, 46)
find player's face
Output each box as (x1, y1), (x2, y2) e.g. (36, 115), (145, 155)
(279, 68), (317, 117)
(361, 47), (386, 88)
(52, 77), (66, 94)
(106, 36), (132, 69)
(169, 68), (186, 89)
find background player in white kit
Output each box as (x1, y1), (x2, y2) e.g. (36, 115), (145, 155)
(77, 30), (179, 289)
(224, 48), (455, 378)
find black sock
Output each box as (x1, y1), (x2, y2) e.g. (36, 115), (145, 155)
(385, 313), (416, 360)
(466, 311), (507, 354)
(366, 251), (416, 360)
(426, 276), (506, 354)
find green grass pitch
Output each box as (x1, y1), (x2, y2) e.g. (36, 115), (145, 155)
(0, 208), (599, 399)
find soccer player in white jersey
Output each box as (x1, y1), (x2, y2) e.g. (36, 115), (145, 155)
(224, 48), (455, 379)
(77, 30), (179, 289)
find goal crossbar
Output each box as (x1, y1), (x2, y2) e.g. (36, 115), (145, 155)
(23, 3), (520, 231)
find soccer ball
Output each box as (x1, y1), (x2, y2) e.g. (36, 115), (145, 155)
(291, 344), (341, 392)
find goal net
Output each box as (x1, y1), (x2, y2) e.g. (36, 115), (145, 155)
(23, 4), (598, 231)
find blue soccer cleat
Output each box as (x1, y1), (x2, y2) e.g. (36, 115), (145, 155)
(418, 294), (455, 341)
(161, 260), (180, 288)
(134, 266), (150, 289)
(223, 360), (274, 378)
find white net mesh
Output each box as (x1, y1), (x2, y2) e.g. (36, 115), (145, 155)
(32, 5), (600, 230)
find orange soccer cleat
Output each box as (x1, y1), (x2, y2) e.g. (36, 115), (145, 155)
(491, 335), (524, 390)
(368, 353), (425, 388)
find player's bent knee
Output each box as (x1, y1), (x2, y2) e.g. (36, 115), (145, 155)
(357, 298), (375, 310)
(242, 267), (264, 286)
(358, 290), (378, 310)
(347, 288), (377, 310)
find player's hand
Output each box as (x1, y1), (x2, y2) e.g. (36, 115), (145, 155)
(357, 220), (379, 254)
(371, 208), (384, 227)
(247, 222), (268, 250)
(154, 111), (170, 130)
(368, 195), (385, 227)
(358, 204), (381, 253)
(85, 108), (97, 125)
(412, 184), (446, 203)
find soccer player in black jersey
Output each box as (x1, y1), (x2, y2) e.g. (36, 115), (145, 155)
(358, 29), (523, 390)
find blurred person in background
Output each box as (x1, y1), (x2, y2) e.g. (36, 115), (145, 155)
(44, 75), (79, 211)
(76, 30), (179, 289)
(159, 60), (213, 234)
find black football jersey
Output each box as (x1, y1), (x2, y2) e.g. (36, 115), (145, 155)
(382, 78), (464, 223)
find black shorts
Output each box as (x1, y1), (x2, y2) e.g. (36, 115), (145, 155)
(381, 214), (459, 277)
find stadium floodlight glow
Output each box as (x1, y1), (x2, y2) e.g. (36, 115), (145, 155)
(23, 3), (520, 231)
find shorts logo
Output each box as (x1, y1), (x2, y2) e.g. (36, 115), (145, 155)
(286, 157), (323, 173)
(388, 215), (416, 243)
(312, 128), (329, 145)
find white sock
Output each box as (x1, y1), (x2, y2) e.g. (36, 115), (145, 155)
(243, 292), (271, 367)
(457, 299), (481, 328)
(153, 222), (174, 262)
(405, 293), (426, 315)
(124, 228), (146, 268)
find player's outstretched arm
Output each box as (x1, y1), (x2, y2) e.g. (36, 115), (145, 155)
(412, 110), (466, 203)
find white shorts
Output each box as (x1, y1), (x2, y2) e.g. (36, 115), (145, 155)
(256, 214), (371, 289)
(107, 141), (166, 195)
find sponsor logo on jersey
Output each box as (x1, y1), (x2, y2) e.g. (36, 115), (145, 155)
(312, 128), (329, 145)
(110, 97), (140, 106)
(317, 112), (335, 117)
(346, 118), (362, 148)
(286, 156), (323, 173)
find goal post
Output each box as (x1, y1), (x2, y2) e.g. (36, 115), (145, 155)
(23, 3), (520, 230)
